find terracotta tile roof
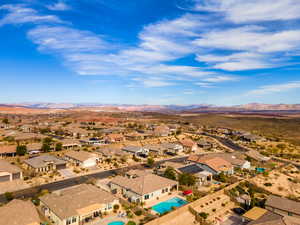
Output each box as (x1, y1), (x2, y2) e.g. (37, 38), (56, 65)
(110, 174), (177, 196)
(0, 199), (40, 225)
(0, 145), (16, 154)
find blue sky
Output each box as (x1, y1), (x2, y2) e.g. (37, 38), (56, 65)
(0, 0), (300, 105)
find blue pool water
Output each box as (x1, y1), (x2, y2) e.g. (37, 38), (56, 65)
(151, 197), (188, 214)
(108, 221), (125, 225)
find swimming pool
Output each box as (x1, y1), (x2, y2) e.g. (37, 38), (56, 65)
(151, 197), (188, 214)
(108, 221), (125, 225)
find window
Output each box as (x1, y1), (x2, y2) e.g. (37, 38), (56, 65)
(144, 194), (150, 200)
(72, 217), (77, 223)
(288, 212), (293, 216)
(66, 219), (71, 225)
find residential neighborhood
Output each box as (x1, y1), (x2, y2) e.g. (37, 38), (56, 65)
(0, 112), (299, 225)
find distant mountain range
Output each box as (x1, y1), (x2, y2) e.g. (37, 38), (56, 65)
(0, 103), (300, 114)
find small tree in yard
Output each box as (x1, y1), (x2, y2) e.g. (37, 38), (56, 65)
(178, 173), (196, 186)
(2, 118), (9, 124)
(55, 142), (62, 151)
(16, 145), (27, 156)
(164, 167), (177, 180)
(42, 143), (51, 152)
(4, 192), (14, 201)
(127, 222), (136, 225)
(147, 157), (155, 167)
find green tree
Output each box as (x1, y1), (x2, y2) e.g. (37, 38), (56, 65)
(16, 145), (27, 156)
(2, 118), (9, 124)
(164, 167), (177, 180)
(43, 137), (53, 145)
(42, 143), (51, 152)
(178, 173), (196, 186)
(55, 142), (62, 151)
(4, 192), (14, 201)
(147, 157), (155, 167)
(127, 222), (136, 225)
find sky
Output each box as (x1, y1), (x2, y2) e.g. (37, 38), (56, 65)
(0, 0), (300, 105)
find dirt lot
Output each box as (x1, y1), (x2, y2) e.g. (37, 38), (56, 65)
(252, 165), (300, 198)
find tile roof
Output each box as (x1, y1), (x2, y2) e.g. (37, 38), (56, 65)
(0, 199), (40, 225)
(110, 174), (177, 196)
(24, 155), (66, 168)
(40, 184), (117, 220)
(65, 150), (96, 162)
(266, 195), (300, 215)
(0, 145), (16, 154)
(0, 159), (21, 173)
(188, 154), (233, 172)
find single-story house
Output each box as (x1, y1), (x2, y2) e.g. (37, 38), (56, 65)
(242, 206), (300, 225)
(96, 147), (128, 159)
(143, 144), (166, 156)
(61, 139), (81, 149)
(109, 174), (178, 203)
(40, 184), (119, 225)
(154, 125), (170, 137)
(179, 139), (198, 152)
(24, 155), (67, 173)
(265, 195), (300, 219)
(0, 159), (22, 182)
(0, 145), (17, 157)
(122, 146), (149, 157)
(26, 143), (42, 155)
(64, 150), (100, 168)
(0, 199), (41, 225)
(160, 143), (184, 155)
(206, 153), (251, 169)
(177, 164), (212, 186)
(187, 155), (234, 175)
(105, 134), (125, 143)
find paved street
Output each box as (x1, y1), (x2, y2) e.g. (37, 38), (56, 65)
(0, 156), (187, 203)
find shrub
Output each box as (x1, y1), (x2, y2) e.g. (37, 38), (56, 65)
(134, 209), (142, 216)
(4, 192), (14, 201)
(127, 221), (136, 225)
(199, 212), (209, 219)
(113, 204), (120, 210)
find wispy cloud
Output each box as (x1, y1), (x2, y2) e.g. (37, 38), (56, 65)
(132, 77), (175, 87)
(46, 1), (70, 11)
(194, 0), (300, 23)
(0, 4), (63, 26)
(247, 81), (300, 95)
(203, 75), (238, 82)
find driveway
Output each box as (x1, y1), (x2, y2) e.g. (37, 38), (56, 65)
(221, 214), (247, 225)
(59, 169), (76, 178)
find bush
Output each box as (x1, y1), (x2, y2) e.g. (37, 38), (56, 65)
(127, 221), (136, 225)
(113, 204), (120, 210)
(4, 192), (14, 201)
(264, 183), (272, 187)
(199, 212), (209, 219)
(134, 209), (142, 216)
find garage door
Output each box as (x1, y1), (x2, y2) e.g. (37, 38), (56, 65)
(0, 175), (10, 182)
(56, 164), (66, 170)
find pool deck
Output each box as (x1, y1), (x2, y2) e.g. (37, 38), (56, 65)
(144, 191), (184, 208)
(87, 215), (128, 225)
